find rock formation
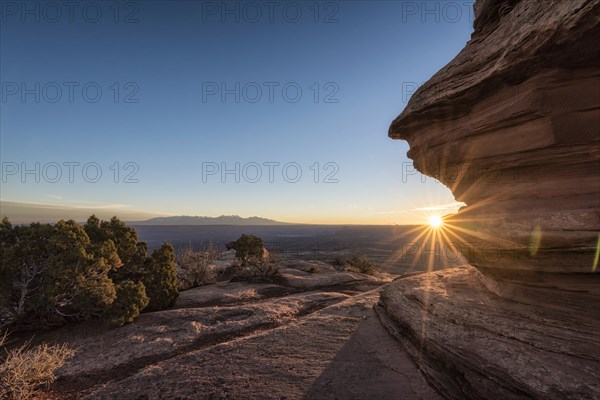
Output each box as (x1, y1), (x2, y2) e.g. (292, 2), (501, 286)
(380, 0), (600, 398)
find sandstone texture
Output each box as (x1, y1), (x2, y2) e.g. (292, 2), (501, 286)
(382, 0), (600, 398)
(379, 266), (600, 399)
(80, 291), (440, 400)
(27, 262), (441, 400)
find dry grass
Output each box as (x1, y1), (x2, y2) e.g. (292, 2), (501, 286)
(270, 304), (298, 324)
(331, 256), (378, 275)
(0, 334), (75, 400)
(176, 244), (221, 290)
(233, 288), (259, 301)
(231, 258), (281, 283)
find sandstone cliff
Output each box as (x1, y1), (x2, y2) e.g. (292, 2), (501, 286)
(381, 0), (600, 398)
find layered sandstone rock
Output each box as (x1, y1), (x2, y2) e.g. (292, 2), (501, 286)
(381, 0), (600, 398)
(390, 0), (600, 278)
(378, 266), (600, 399)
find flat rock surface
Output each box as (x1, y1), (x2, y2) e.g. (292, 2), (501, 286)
(175, 282), (288, 308)
(279, 267), (391, 292)
(30, 266), (437, 400)
(81, 291), (441, 400)
(57, 291), (350, 382)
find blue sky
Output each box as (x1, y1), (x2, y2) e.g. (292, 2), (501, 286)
(1, 0), (474, 224)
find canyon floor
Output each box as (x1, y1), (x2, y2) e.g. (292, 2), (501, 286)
(31, 261), (441, 400)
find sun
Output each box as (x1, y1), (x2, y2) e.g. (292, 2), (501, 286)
(428, 215), (443, 229)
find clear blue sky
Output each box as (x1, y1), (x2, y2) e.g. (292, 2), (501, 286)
(1, 0), (474, 224)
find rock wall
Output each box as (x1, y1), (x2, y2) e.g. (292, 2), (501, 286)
(380, 0), (600, 398)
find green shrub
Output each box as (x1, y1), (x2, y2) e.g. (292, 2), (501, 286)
(232, 234), (264, 265)
(84, 215), (147, 281)
(330, 255), (377, 275)
(142, 243), (179, 311)
(0, 215), (179, 330)
(1, 219), (120, 328)
(346, 256), (377, 275)
(104, 281), (149, 327)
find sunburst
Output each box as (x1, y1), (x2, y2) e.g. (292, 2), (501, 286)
(428, 215), (443, 228)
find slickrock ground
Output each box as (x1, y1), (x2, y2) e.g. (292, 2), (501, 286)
(31, 262), (442, 399)
(382, 0), (600, 399)
(379, 266), (600, 399)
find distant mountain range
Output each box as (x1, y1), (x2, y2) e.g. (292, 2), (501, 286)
(130, 215), (290, 226)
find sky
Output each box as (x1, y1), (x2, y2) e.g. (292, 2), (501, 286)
(0, 0), (475, 224)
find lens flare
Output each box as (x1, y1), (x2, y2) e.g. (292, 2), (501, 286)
(428, 215), (443, 228)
